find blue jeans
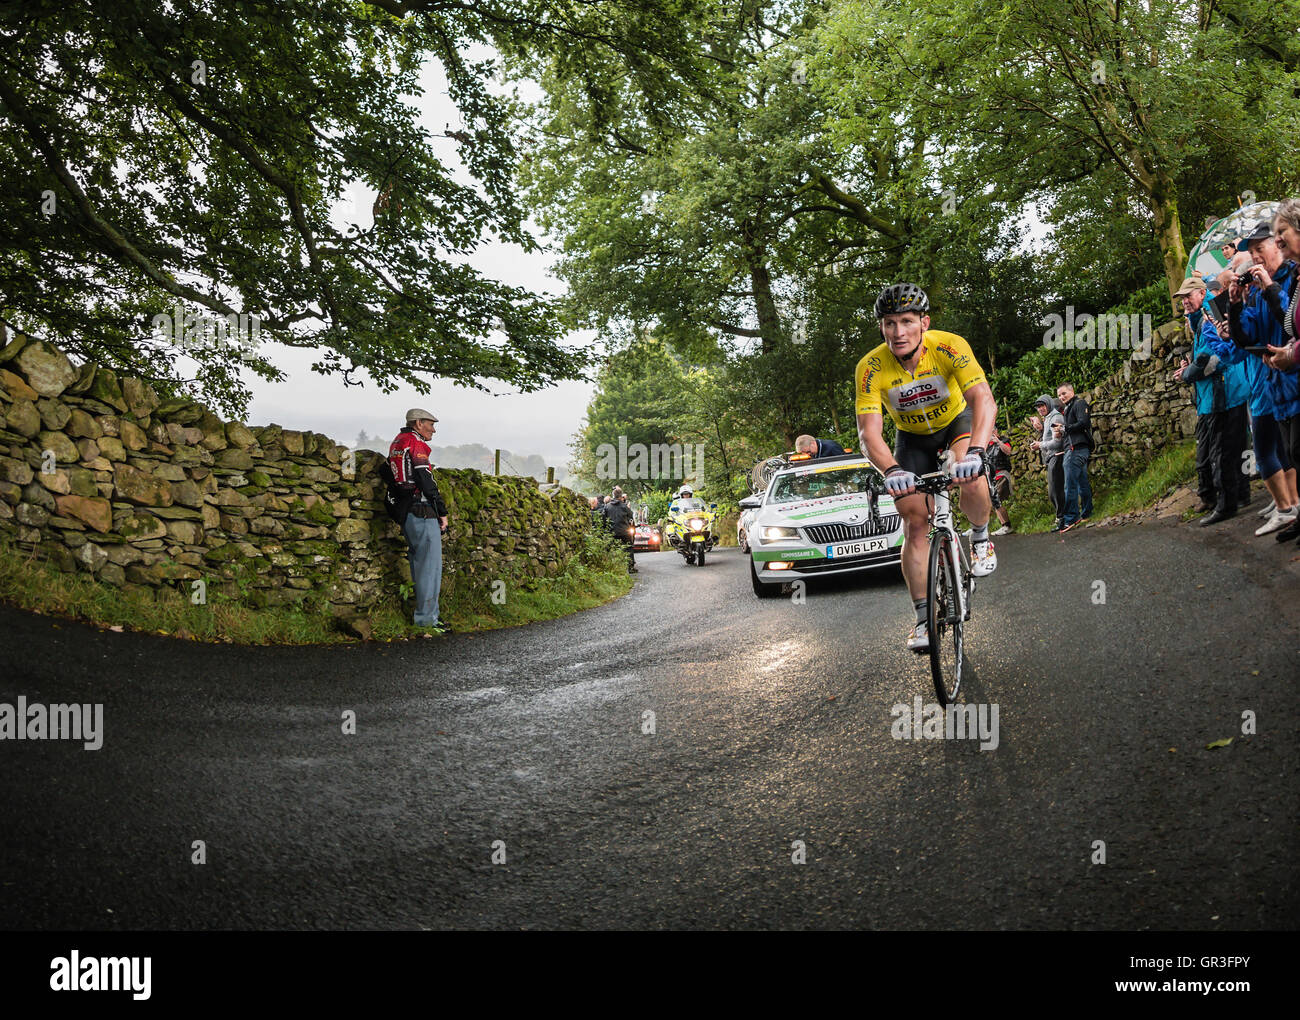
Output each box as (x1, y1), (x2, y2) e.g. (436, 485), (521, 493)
(1063, 446), (1093, 525)
(401, 514), (443, 624)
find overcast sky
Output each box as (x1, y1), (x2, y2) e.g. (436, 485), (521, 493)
(236, 44), (1054, 469)
(241, 53), (595, 469)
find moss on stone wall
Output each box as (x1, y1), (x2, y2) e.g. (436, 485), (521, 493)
(0, 333), (592, 615)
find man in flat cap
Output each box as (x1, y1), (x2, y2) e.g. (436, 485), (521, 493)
(389, 408), (449, 632)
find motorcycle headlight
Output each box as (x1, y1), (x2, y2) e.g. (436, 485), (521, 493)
(688, 517), (706, 531)
(762, 526), (798, 540)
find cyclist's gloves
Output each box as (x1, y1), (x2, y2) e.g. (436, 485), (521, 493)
(953, 451), (986, 480)
(883, 466), (917, 494)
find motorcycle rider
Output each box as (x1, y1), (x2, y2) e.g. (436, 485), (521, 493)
(666, 485), (715, 554)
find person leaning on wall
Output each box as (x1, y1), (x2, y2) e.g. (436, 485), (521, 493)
(388, 408), (449, 632)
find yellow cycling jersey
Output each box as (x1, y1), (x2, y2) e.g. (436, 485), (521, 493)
(854, 330), (988, 434)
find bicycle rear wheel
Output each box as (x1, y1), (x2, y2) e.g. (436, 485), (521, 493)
(927, 532), (964, 705)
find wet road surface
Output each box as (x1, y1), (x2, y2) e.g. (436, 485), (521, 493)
(1, 520), (1296, 929)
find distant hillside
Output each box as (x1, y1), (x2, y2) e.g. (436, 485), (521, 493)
(352, 433), (567, 484)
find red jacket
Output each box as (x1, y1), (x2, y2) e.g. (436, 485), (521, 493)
(389, 427), (447, 516)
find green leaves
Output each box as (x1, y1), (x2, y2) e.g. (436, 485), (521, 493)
(0, 0), (623, 414)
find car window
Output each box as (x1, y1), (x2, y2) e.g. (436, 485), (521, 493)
(770, 465), (876, 504)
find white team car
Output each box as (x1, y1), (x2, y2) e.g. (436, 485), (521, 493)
(740, 453), (904, 598)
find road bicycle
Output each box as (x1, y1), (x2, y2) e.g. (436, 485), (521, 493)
(908, 451), (1001, 706)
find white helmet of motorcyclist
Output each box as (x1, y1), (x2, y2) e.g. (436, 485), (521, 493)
(677, 486), (694, 498)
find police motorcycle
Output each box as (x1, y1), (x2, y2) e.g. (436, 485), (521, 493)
(664, 486), (718, 566)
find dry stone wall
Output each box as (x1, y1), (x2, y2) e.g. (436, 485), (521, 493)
(0, 335), (591, 613)
(1009, 320), (1198, 483)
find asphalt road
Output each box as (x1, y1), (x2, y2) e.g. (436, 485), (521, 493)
(1, 519), (1296, 930)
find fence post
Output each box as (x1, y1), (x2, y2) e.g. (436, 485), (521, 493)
(547, 466), (555, 484)
(494, 449), (501, 476)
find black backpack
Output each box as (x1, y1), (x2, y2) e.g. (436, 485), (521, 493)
(375, 458), (415, 525)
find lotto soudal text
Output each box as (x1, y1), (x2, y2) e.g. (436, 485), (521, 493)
(0, 697), (103, 750)
(50, 951), (151, 1000)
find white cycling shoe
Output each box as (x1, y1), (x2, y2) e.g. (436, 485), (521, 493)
(907, 621), (930, 653)
(970, 539), (998, 577)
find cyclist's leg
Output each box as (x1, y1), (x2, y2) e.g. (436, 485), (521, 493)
(895, 490), (929, 600)
(894, 429), (943, 648)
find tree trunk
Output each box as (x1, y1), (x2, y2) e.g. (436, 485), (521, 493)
(742, 220), (781, 354)
(1150, 176), (1187, 298)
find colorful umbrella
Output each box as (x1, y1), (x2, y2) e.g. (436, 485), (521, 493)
(1187, 201), (1279, 279)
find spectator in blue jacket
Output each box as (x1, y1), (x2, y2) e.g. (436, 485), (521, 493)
(1206, 221), (1299, 537)
(1259, 199), (1300, 542)
(1171, 277), (1251, 525)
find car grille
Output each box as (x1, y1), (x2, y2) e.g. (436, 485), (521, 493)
(804, 515), (900, 544)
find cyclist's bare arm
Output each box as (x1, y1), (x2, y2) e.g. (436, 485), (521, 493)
(963, 382), (998, 452)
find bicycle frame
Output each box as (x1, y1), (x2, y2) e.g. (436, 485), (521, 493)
(925, 483), (970, 625)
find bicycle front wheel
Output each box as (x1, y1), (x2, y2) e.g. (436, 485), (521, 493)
(927, 532), (964, 705)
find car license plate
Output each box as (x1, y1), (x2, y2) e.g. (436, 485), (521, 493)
(690, 534), (705, 542)
(827, 537), (887, 558)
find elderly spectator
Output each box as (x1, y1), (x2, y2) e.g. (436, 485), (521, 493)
(1055, 382), (1094, 531)
(1225, 216), (1300, 536)
(388, 408), (449, 632)
(1030, 394), (1066, 530)
(1259, 198), (1300, 541)
(1171, 277), (1251, 525)
(1206, 218), (1299, 537)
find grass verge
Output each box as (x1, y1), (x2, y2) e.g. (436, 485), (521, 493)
(0, 528), (632, 645)
(991, 441), (1198, 534)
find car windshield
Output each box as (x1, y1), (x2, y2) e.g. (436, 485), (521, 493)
(770, 464), (878, 504)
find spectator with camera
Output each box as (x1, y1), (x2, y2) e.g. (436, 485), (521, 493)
(1216, 216), (1300, 536)
(1170, 277), (1250, 525)
(1256, 199), (1300, 541)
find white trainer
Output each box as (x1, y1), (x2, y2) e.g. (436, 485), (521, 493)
(1256, 507), (1297, 536)
(1257, 500), (1276, 517)
(907, 620), (930, 653)
(970, 539), (997, 577)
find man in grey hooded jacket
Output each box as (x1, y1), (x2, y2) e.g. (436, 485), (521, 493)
(1030, 394), (1066, 531)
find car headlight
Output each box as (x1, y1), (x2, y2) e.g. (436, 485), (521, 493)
(688, 517), (706, 531)
(762, 526), (798, 540)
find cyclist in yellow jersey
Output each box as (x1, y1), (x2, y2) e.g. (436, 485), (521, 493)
(854, 283), (999, 653)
